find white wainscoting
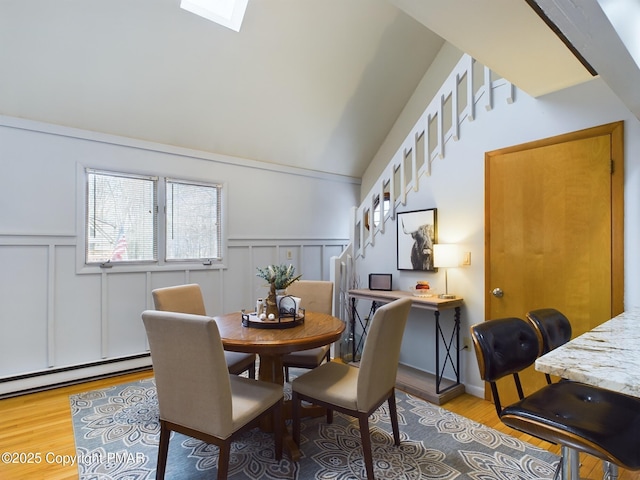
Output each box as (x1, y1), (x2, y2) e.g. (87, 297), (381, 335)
(0, 114), (356, 397)
(0, 234), (347, 397)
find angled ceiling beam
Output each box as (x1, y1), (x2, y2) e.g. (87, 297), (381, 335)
(533, 0), (640, 120)
(390, 0), (594, 97)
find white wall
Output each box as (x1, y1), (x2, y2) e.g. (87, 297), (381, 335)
(358, 47), (640, 398)
(0, 116), (358, 394)
(361, 43), (465, 198)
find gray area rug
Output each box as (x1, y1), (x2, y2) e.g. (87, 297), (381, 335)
(70, 375), (559, 479)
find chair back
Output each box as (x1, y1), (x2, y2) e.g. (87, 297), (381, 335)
(526, 308), (572, 353)
(357, 297), (412, 411)
(152, 284), (206, 315)
(142, 310), (233, 437)
(470, 317), (541, 415)
(285, 280), (333, 315)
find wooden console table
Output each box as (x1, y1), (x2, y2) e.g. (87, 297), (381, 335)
(348, 289), (465, 404)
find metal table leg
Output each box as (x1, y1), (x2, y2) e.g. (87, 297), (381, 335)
(435, 306), (461, 394)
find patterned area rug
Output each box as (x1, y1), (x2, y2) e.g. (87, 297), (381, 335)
(70, 376), (559, 479)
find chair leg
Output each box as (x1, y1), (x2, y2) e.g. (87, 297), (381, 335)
(273, 400), (283, 461)
(156, 421), (170, 480)
(249, 363), (256, 379)
(217, 440), (231, 480)
(358, 413), (375, 480)
(292, 391), (301, 446)
(285, 366), (290, 383)
(561, 445), (580, 480)
(388, 391), (400, 446)
(603, 461), (619, 480)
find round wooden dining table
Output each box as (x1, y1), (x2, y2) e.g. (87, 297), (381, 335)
(214, 310), (345, 385)
(213, 310), (345, 460)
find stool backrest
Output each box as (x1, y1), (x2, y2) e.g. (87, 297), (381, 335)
(470, 317), (541, 415)
(526, 308), (572, 353)
(526, 308), (572, 384)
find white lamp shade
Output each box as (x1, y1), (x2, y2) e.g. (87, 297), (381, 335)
(433, 244), (459, 268)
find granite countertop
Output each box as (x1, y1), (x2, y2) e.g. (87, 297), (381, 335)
(535, 308), (640, 398)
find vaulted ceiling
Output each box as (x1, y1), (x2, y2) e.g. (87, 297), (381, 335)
(0, 0), (443, 179)
(1, 0), (638, 180)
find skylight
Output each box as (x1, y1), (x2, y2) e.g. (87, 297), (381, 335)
(180, 0), (248, 32)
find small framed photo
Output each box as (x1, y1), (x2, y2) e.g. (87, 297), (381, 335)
(397, 208), (437, 271)
(368, 273), (392, 291)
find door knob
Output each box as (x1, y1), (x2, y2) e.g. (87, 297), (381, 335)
(491, 287), (504, 298)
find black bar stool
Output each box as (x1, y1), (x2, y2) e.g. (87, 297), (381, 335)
(471, 317), (640, 480)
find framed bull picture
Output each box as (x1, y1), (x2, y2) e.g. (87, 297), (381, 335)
(397, 208), (437, 271)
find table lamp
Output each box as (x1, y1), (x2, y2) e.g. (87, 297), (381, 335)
(433, 244), (459, 299)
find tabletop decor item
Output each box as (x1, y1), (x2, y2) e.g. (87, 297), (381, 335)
(368, 273), (392, 291)
(241, 307), (305, 329)
(241, 294), (304, 329)
(256, 264), (302, 317)
(409, 280), (434, 297)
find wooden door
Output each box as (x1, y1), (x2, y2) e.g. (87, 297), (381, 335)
(485, 122), (624, 403)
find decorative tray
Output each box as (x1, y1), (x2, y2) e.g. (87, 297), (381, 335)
(241, 311), (305, 329)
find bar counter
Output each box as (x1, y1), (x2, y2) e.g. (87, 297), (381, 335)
(535, 308), (640, 398)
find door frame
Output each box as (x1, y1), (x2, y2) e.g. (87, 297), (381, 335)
(484, 121), (624, 320)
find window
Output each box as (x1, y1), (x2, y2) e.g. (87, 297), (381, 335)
(165, 179), (222, 261)
(86, 169), (157, 264)
(364, 192), (390, 231)
(85, 169), (223, 266)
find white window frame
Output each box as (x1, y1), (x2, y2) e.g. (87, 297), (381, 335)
(76, 164), (228, 274)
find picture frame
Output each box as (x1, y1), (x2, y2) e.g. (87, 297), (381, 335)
(397, 208), (437, 271)
(368, 273), (392, 291)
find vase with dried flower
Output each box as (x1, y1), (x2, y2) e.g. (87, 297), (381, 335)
(256, 264), (302, 318)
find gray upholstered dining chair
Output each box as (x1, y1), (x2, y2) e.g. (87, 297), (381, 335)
(471, 316), (640, 480)
(142, 310), (284, 480)
(291, 297), (412, 480)
(282, 280), (334, 382)
(152, 284), (256, 378)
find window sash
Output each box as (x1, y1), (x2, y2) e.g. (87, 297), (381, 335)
(85, 169), (158, 265)
(165, 178), (222, 261)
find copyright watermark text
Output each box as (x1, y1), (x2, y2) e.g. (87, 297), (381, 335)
(1, 451), (145, 467)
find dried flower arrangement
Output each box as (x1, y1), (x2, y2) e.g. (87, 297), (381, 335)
(256, 264), (302, 290)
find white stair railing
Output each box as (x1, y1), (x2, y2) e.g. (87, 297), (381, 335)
(353, 54), (515, 259)
(329, 241), (356, 358)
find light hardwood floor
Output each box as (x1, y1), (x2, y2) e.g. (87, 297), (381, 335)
(0, 370), (638, 480)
